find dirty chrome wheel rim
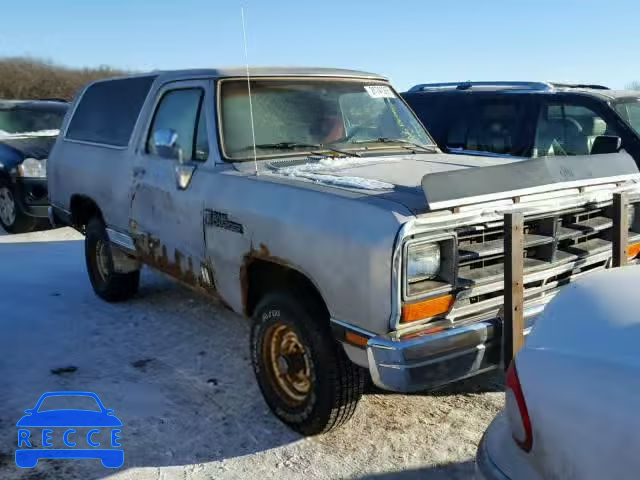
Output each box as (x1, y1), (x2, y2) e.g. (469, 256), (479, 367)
(264, 324), (312, 405)
(95, 239), (112, 281)
(0, 187), (16, 227)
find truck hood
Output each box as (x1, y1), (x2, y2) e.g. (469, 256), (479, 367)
(240, 151), (640, 214)
(255, 153), (525, 213)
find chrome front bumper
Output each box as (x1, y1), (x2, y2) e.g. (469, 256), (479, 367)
(366, 303), (546, 392)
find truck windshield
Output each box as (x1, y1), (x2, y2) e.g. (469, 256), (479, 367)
(614, 99), (640, 136)
(0, 107), (65, 137)
(219, 78), (434, 160)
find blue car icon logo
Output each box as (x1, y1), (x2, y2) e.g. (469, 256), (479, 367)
(16, 391), (123, 468)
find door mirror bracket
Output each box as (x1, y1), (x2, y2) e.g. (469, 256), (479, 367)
(153, 128), (181, 160)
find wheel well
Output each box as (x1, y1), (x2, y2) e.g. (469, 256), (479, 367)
(70, 195), (102, 230)
(244, 259), (329, 319)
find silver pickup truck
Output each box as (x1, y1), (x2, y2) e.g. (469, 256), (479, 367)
(48, 68), (640, 434)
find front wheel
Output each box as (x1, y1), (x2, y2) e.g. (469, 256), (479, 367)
(0, 180), (37, 233)
(251, 292), (365, 435)
(85, 217), (140, 302)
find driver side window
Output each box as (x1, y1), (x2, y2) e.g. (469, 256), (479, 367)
(533, 103), (621, 157)
(147, 88), (208, 161)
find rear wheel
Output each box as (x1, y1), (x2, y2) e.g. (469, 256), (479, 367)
(251, 292), (365, 435)
(0, 180), (37, 233)
(85, 217), (140, 302)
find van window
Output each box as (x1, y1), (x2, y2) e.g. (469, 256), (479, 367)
(445, 98), (530, 156)
(66, 76), (156, 147)
(146, 88), (206, 161)
(534, 103), (621, 157)
(405, 94), (530, 156)
(402, 94), (462, 147)
(614, 101), (640, 136)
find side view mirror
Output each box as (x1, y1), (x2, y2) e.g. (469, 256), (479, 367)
(152, 128), (182, 160)
(591, 135), (622, 155)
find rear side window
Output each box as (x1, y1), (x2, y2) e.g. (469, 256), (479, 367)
(66, 76), (156, 147)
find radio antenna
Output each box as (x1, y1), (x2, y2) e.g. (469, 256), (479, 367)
(241, 7), (259, 176)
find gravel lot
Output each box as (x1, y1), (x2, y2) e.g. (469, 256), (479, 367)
(0, 226), (505, 480)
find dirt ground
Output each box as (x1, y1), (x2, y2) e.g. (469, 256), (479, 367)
(0, 227), (505, 480)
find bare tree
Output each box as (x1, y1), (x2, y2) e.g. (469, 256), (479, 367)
(0, 57), (128, 101)
(626, 81), (640, 91)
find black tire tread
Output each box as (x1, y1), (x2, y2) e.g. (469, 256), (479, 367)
(252, 290), (365, 435)
(85, 217), (139, 302)
(0, 178), (38, 234)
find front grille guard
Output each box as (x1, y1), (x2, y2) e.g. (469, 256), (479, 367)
(389, 188), (640, 332)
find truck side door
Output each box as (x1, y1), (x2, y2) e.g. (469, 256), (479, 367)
(130, 80), (212, 285)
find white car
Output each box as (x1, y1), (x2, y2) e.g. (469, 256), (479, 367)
(476, 266), (640, 480)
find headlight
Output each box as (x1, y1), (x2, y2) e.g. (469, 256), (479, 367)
(407, 242), (441, 282)
(18, 158), (47, 178)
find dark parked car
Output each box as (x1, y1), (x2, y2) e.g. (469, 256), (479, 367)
(0, 99), (67, 233)
(402, 81), (640, 166)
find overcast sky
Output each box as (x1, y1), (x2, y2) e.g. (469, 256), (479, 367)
(1, 0), (638, 91)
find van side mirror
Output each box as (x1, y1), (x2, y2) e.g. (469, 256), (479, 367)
(591, 135), (622, 155)
(152, 128), (182, 160)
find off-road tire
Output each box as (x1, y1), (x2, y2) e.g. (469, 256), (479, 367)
(251, 292), (365, 435)
(85, 217), (140, 302)
(0, 179), (38, 233)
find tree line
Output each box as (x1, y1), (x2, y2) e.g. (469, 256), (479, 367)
(0, 57), (127, 101)
(0, 57), (638, 100)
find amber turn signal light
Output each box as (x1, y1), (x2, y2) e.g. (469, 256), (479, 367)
(345, 331), (369, 348)
(401, 294), (454, 323)
(628, 242), (640, 259)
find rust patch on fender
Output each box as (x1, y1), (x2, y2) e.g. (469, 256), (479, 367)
(134, 235), (215, 295)
(131, 233), (235, 312)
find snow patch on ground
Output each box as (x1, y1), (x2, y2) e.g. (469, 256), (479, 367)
(0, 226), (82, 243)
(0, 129), (60, 138)
(272, 156), (397, 190)
(0, 225), (503, 480)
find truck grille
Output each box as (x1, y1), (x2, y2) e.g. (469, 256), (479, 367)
(451, 204), (639, 322)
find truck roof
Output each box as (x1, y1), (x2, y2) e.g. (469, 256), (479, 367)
(96, 67), (387, 84)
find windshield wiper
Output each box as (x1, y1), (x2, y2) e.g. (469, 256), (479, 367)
(240, 142), (361, 157)
(254, 142), (318, 150)
(349, 138), (438, 153)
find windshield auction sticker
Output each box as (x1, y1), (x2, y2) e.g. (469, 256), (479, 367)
(364, 85), (395, 98)
(15, 391), (123, 468)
